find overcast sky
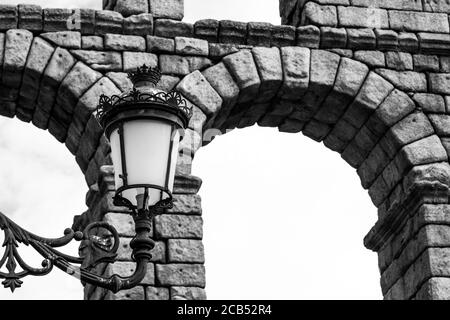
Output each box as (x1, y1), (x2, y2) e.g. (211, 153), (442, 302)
(0, 0), (381, 300)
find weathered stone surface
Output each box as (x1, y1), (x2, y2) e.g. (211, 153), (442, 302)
(104, 212), (136, 237)
(43, 8), (75, 32)
(429, 73), (450, 95)
(57, 62), (102, 112)
(375, 29), (399, 51)
(147, 35), (175, 53)
(223, 50), (261, 103)
(272, 25), (295, 47)
(418, 32), (450, 55)
(343, 72), (394, 129)
(19, 37), (54, 104)
(176, 70), (222, 117)
(315, 57), (368, 124)
(251, 47), (282, 103)
(114, 0), (148, 17)
(71, 50), (122, 72)
(95, 10), (123, 35)
(280, 47), (310, 100)
(346, 28), (376, 50)
(156, 264), (205, 287)
(399, 32), (419, 52)
(389, 10), (449, 33)
(415, 278), (450, 300)
(149, 0), (184, 20)
(245, 22), (270, 47)
(82, 36), (103, 50)
(399, 135), (448, 170)
(3, 29), (33, 89)
(320, 27), (347, 48)
(105, 34), (146, 51)
(154, 19), (193, 38)
(338, 6), (388, 28)
(354, 50), (385, 68)
(375, 69), (427, 92)
(413, 93), (446, 113)
(429, 115), (450, 136)
(159, 54), (189, 75)
(218, 20), (247, 45)
(403, 163), (450, 195)
(18, 4), (42, 31)
(167, 194), (202, 215)
(194, 19), (218, 42)
(0, 5), (18, 30)
(413, 54), (439, 72)
(386, 51), (413, 71)
(296, 25), (320, 48)
(123, 13), (153, 36)
(301, 2), (337, 27)
(175, 37), (208, 56)
(117, 238), (164, 262)
(154, 215), (203, 239)
(109, 286), (145, 300)
(123, 51), (157, 72)
(146, 287), (170, 300)
(168, 239), (204, 263)
(171, 287), (206, 300)
(186, 56), (212, 72)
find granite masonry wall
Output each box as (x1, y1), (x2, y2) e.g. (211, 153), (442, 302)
(1, 0), (450, 299)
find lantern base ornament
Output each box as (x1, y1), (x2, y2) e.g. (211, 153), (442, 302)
(0, 199), (169, 293)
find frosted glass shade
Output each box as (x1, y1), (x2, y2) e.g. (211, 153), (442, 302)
(109, 119), (181, 208)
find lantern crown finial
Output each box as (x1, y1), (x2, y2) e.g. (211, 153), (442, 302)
(127, 65), (162, 87)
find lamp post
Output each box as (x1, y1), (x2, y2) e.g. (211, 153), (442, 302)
(0, 65), (192, 293)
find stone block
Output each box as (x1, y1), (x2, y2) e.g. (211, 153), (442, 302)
(418, 32), (450, 55)
(222, 50), (261, 103)
(82, 36), (103, 50)
(354, 50), (385, 68)
(208, 43), (239, 58)
(167, 194), (202, 215)
(320, 27), (347, 48)
(95, 10), (123, 35)
(389, 10), (449, 33)
(149, 0), (184, 20)
(18, 4), (42, 31)
(146, 287), (170, 300)
(176, 70), (222, 117)
(302, 120), (331, 142)
(154, 215), (203, 239)
(413, 54), (439, 72)
(428, 115), (450, 136)
(415, 278), (450, 300)
(247, 22), (272, 47)
(109, 286), (145, 300)
(159, 54), (189, 75)
(104, 212), (136, 237)
(399, 32), (419, 53)
(338, 6), (388, 28)
(296, 25), (320, 48)
(154, 19), (193, 38)
(399, 135), (447, 171)
(413, 93), (446, 113)
(123, 13), (153, 36)
(156, 264), (205, 287)
(194, 19), (218, 42)
(429, 73), (450, 95)
(147, 35), (175, 53)
(123, 52), (157, 72)
(168, 239), (204, 263)
(301, 2), (337, 27)
(386, 51), (413, 71)
(41, 31), (81, 49)
(114, 0), (148, 17)
(375, 69), (427, 92)
(271, 25), (295, 47)
(43, 8), (73, 32)
(0, 5), (18, 30)
(346, 28), (376, 50)
(175, 37), (208, 56)
(252, 47), (283, 103)
(375, 29), (398, 51)
(107, 261), (155, 285)
(218, 20), (247, 45)
(280, 47), (310, 100)
(105, 34), (145, 51)
(2, 29), (33, 89)
(71, 50), (122, 72)
(171, 287), (206, 300)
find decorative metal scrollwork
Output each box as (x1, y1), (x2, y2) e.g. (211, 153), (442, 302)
(0, 211), (121, 292)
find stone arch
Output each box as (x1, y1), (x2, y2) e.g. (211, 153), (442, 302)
(174, 47), (450, 300)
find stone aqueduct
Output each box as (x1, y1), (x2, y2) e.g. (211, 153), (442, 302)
(1, 0), (450, 300)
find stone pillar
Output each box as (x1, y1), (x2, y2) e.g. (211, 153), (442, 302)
(103, 0), (184, 20)
(364, 163), (450, 300)
(77, 165), (206, 300)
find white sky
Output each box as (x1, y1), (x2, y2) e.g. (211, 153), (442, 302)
(0, 0), (381, 300)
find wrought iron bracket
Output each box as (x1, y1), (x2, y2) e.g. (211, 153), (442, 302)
(0, 202), (166, 294)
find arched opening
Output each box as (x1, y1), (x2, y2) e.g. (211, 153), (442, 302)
(193, 126), (381, 299)
(0, 117), (86, 300)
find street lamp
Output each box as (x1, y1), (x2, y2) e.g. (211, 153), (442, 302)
(0, 65), (192, 293)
